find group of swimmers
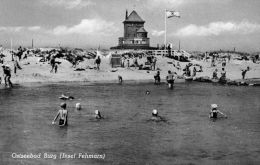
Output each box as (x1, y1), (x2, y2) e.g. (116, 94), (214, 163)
(52, 101), (227, 127)
(52, 102), (104, 126)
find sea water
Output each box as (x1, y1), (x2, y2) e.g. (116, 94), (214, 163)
(0, 82), (259, 164)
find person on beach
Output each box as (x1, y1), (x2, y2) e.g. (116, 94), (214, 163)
(54, 63), (58, 73)
(118, 75), (123, 84)
(209, 104), (227, 119)
(219, 68), (226, 83)
(50, 55), (56, 73)
(2, 64), (13, 88)
(204, 52), (208, 62)
(0, 56), (4, 64)
(241, 66), (250, 80)
(13, 59), (22, 75)
(222, 58), (226, 67)
(176, 62), (181, 70)
(166, 70), (175, 89)
(95, 56), (101, 70)
(52, 102), (68, 126)
(211, 55), (215, 67)
(95, 110), (104, 119)
(212, 69), (218, 79)
(152, 56), (157, 70)
(193, 67), (197, 77)
(126, 58), (130, 68)
(134, 57), (138, 69)
(121, 58), (125, 68)
(154, 70), (161, 85)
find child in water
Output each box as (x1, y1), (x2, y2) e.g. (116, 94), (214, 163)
(52, 102), (68, 126)
(209, 104), (227, 119)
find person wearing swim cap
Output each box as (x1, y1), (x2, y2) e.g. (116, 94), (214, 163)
(209, 104), (227, 119)
(95, 110), (104, 119)
(52, 102), (68, 126)
(151, 109), (164, 121)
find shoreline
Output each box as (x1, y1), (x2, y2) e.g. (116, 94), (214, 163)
(9, 77), (260, 88)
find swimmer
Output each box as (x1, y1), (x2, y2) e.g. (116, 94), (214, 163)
(145, 90), (150, 95)
(95, 110), (104, 119)
(52, 102), (68, 126)
(75, 103), (81, 110)
(59, 94), (74, 100)
(209, 104), (227, 119)
(150, 109), (165, 122)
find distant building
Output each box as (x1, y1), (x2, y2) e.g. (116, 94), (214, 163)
(111, 10), (157, 50)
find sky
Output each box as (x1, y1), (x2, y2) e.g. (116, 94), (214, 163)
(0, 0), (259, 52)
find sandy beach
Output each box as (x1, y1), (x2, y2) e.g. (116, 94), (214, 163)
(0, 49), (260, 85)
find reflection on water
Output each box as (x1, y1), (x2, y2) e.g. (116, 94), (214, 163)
(0, 82), (260, 164)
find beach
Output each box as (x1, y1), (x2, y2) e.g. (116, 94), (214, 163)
(1, 49), (260, 85)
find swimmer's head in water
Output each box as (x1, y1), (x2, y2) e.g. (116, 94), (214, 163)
(211, 104), (218, 109)
(95, 110), (100, 115)
(60, 102), (66, 109)
(152, 109), (158, 116)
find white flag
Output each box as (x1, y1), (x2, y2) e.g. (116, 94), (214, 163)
(166, 10), (180, 18)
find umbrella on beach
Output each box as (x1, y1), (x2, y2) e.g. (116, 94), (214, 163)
(0, 54), (5, 57)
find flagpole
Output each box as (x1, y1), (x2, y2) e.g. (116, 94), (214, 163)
(164, 9), (167, 53)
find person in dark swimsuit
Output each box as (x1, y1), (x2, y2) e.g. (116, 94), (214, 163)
(95, 110), (104, 119)
(154, 71), (161, 85)
(2, 64), (13, 87)
(209, 104), (227, 119)
(212, 69), (218, 79)
(52, 102), (68, 126)
(166, 70), (175, 89)
(241, 66), (250, 80)
(118, 75), (123, 84)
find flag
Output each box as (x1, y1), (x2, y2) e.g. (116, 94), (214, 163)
(166, 10), (180, 18)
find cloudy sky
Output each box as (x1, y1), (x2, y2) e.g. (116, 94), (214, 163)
(0, 0), (259, 52)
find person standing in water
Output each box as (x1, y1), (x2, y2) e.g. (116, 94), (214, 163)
(154, 70), (161, 85)
(166, 70), (175, 89)
(95, 110), (104, 119)
(2, 64), (13, 88)
(209, 104), (227, 119)
(118, 75), (123, 84)
(52, 102), (68, 126)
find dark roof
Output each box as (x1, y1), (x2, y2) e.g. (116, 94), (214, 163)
(124, 10), (145, 23)
(137, 27), (147, 33)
